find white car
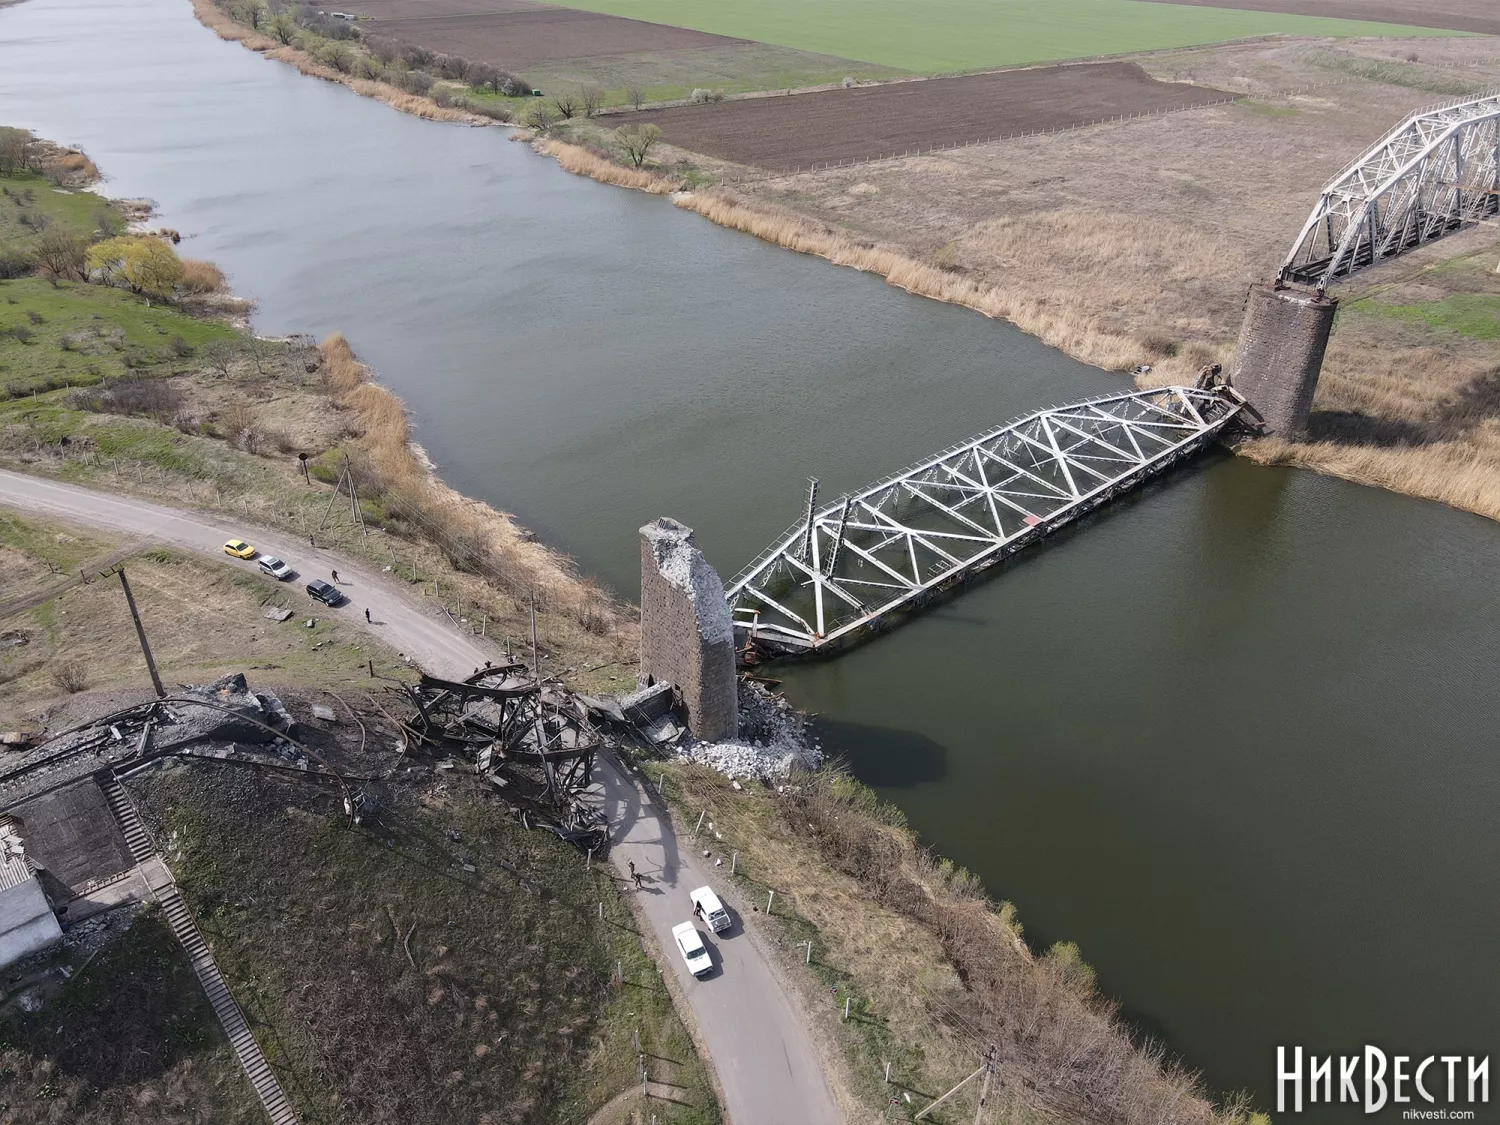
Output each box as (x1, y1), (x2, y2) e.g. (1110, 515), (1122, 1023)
(257, 556), (294, 581)
(689, 886), (732, 934)
(672, 921), (713, 978)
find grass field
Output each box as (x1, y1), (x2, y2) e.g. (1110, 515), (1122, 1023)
(535, 0), (1460, 73)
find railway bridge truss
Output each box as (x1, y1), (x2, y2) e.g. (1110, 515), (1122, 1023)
(725, 386), (1244, 655)
(1280, 90), (1500, 289)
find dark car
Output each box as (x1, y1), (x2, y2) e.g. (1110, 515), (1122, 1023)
(306, 579), (344, 606)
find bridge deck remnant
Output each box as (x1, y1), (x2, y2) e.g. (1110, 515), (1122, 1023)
(1280, 90), (1500, 289)
(726, 386), (1243, 654)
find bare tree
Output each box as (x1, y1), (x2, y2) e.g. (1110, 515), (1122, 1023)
(613, 123), (661, 169)
(0, 127), (34, 175)
(202, 338), (241, 379)
(366, 35), (399, 64)
(551, 88), (581, 119)
(625, 85), (644, 111)
(581, 85), (605, 117)
(32, 230), (87, 283)
(523, 101), (557, 132)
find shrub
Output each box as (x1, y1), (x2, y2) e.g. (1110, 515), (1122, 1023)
(435, 53), (468, 80)
(49, 659), (89, 694)
(468, 102), (511, 122)
(401, 43), (434, 69)
(432, 86), (454, 108)
(0, 248), (32, 279)
(4, 325), (33, 344)
(842, 75), (855, 88)
(72, 377), (184, 422)
(690, 87), (709, 103)
(169, 335), (195, 358)
(398, 69), (435, 96)
(0, 127), (34, 175)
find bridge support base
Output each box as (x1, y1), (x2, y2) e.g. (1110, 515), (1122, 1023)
(1231, 283), (1337, 437)
(639, 518), (737, 742)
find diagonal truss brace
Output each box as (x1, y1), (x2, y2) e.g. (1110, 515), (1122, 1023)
(1280, 90), (1500, 289)
(726, 386), (1243, 653)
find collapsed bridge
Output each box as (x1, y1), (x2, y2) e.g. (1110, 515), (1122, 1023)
(725, 386), (1244, 655)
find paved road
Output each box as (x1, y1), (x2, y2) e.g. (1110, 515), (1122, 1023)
(0, 470), (842, 1125)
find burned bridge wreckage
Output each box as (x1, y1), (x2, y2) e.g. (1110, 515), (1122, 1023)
(392, 664), (608, 849)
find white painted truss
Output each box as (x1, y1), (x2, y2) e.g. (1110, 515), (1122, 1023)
(726, 387), (1243, 653)
(1280, 91), (1500, 289)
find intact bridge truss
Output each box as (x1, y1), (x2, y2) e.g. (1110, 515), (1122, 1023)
(726, 386), (1244, 654)
(1281, 91), (1500, 289)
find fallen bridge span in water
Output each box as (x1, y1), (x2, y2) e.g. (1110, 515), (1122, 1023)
(726, 385), (1245, 654)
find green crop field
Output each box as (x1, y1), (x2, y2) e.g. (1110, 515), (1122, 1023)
(539, 0), (1459, 74)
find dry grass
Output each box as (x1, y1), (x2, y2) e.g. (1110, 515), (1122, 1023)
(318, 334), (627, 635)
(189, 0), (276, 50)
(677, 192), (1227, 378)
(179, 258), (225, 294)
(661, 764), (1262, 1125)
(537, 139), (679, 195)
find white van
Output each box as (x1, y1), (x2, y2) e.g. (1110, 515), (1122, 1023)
(689, 886), (732, 934)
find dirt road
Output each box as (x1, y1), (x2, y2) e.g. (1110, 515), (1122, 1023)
(0, 470), (842, 1125)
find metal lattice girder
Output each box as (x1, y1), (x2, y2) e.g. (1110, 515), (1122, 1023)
(726, 387), (1242, 653)
(1280, 90), (1500, 289)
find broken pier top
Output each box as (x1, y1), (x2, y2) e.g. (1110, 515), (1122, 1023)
(638, 518), (737, 742)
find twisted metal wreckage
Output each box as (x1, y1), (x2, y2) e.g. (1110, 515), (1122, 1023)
(393, 664), (609, 848)
(1280, 90), (1500, 289)
(726, 386), (1248, 654)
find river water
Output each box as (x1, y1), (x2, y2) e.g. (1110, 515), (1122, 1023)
(2, 0), (1496, 1116)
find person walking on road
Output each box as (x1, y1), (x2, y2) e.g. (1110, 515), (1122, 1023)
(331, 569), (340, 583)
(632, 869), (644, 890)
(364, 608), (371, 623)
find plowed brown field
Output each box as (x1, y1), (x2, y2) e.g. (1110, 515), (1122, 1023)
(632, 62), (1231, 171)
(1155, 0), (1500, 35)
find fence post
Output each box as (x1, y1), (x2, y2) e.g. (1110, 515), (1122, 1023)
(731, 851), (737, 875)
(766, 890), (775, 916)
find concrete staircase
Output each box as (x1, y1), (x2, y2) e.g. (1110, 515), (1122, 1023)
(99, 773), (299, 1125)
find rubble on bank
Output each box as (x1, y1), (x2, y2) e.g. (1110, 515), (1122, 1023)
(678, 681), (821, 781)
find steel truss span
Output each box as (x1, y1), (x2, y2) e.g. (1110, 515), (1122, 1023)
(1280, 91), (1500, 289)
(726, 387), (1243, 654)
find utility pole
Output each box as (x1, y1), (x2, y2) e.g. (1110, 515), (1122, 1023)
(973, 1047), (994, 1125)
(117, 568), (164, 698)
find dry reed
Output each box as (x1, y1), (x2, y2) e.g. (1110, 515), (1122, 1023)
(675, 191), (1228, 377)
(316, 335), (623, 632)
(179, 259), (225, 294)
(189, 0), (276, 50)
(536, 139), (678, 195)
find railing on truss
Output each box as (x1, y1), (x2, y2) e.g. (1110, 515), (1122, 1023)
(725, 386), (1243, 653)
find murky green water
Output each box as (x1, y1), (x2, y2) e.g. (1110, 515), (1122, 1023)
(2, 0), (1495, 1116)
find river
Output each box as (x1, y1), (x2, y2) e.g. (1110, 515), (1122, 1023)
(1, 0), (1496, 1117)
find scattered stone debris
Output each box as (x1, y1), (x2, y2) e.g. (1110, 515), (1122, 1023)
(310, 704), (338, 723)
(677, 681), (821, 781)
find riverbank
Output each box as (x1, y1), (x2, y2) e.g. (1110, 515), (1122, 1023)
(653, 760), (1266, 1125)
(1, 128), (633, 711)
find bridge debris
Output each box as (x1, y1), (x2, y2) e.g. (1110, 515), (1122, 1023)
(726, 386), (1245, 654)
(393, 664), (606, 848)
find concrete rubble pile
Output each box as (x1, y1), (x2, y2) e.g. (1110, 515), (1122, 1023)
(678, 681), (822, 781)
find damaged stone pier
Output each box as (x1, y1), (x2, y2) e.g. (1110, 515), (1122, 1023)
(638, 518), (737, 741)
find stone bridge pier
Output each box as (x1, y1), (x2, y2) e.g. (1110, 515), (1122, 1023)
(638, 517), (737, 741)
(1231, 283), (1338, 438)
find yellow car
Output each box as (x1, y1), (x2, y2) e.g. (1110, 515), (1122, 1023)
(223, 539), (256, 559)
